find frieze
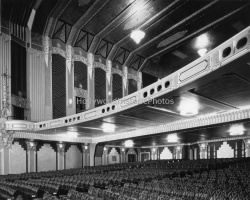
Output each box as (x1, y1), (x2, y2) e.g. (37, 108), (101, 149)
(111, 68), (123, 77)
(94, 61), (107, 71)
(73, 54), (88, 65)
(51, 46), (66, 58)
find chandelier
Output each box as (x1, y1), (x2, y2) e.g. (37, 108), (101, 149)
(130, 29), (145, 44)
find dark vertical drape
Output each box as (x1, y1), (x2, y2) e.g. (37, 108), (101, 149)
(128, 79), (137, 95)
(11, 40), (27, 98)
(52, 54), (66, 119)
(95, 68), (106, 107)
(112, 74), (122, 100)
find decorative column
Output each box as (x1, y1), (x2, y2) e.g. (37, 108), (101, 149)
(151, 147), (158, 160)
(89, 143), (96, 166)
(82, 143), (90, 167)
(102, 146), (108, 165)
(106, 60), (112, 103)
(175, 146), (183, 159)
(137, 71), (142, 90)
(43, 36), (53, 120)
(26, 140), (37, 172)
(0, 130), (14, 175)
(120, 148), (126, 163)
(66, 45), (75, 116)
(244, 139), (250, 157)
(122, 66), (128, 97)
(199, 143), (208, 159)
(0, 33), (11, 119)
(56, 143), (65, 170)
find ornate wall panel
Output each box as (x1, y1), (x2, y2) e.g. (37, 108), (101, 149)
(10, 141), (26, 174)
(160, 147), (173, 160)
(108, 148), (120, 164)
(37, 143), (56, 172)
(66, 145), (82, 169)
(217, 141), (234, 158)
(52, 54), (66, 119)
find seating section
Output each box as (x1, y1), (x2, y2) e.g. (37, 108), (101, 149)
(0, 158), (249, 200)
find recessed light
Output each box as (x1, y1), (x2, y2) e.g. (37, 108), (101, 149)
(195, 34), (209, 49)
(125, 140), (134, 147)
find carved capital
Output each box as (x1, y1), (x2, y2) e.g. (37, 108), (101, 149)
(57, 143), (65, 153)
(0, 130), (14, 149)
(26, 141), (37, 151)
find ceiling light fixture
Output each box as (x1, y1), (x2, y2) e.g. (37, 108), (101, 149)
(102, 124), (115, 132)
(167, 134), (178, 143)
(130, 18), (145, 44)
(195, 33), (209, 48)
(125, 140), (134, 147)
(179, 99), (199, 116)
(130, 29), (145, 44)
(229, 124), (245, 136)
(197, 48), (208, 57)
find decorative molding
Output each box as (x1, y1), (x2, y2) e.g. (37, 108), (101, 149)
(51, 46), (66, 58)
(11, 94), (27, 109)
(111, 67), (123, 77)
(73, 53), (88, 65)
(94, 61), (107, 71)
(14, 131), (92, 143)
(0, 130), (14, 149)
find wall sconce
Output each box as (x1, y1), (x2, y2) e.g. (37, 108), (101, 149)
(84, 145), (88, 150)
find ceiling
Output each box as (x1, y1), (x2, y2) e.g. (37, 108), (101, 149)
(2, 0), (250, 81)
(2, 0), (250, 146)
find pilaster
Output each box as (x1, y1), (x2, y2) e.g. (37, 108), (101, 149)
(244, 139), (250, 157)
(66, 45), (75, 116)
(175, 146), (183, 159)
(122, 66), (128, 97)
(26, 140), (37, 172)
(151, 147), (158, 160)
(137, 71), (142, 90)
(43, 36), (53, 120)
(89, 143), (96, 166)
(56, 143), (65, 170)
(120, 148), (126, 163)
(87, 53), (95, 109)
(82, 143), (90, 167)
(106, 60), (112, 103)
(199, 143), (208, 159)
(102, 146), (108, 165)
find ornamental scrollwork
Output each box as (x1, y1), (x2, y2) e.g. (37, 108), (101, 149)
(0, 130), (14, 149)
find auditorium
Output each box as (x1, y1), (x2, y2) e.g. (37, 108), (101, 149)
(0, 0), (250, 199)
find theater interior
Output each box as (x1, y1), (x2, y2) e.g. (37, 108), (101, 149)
(1, 0), (250, 199)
